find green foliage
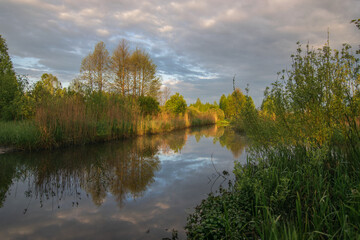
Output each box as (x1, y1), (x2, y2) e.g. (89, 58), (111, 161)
(137, 96), (160, 115)
(186, 184), (254, 240)
(190, 98), (220, 113)
(240, 42), (360, 147)
(32, 73), (63, 101)
(165, 92), (187, 114)
(78, 39), (161, 99)
(188, 38), (360, 239)
(219, 89), (247, 119)
(0, 35), (21, 120)
(187, 144), (360, 239)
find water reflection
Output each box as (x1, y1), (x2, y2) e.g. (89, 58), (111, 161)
(0, 126), (247, 239)
(1, 138), (163, 210)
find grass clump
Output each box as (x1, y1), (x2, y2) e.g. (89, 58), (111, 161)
(187, 145), (360, 239)
(0, 121), (40, 149)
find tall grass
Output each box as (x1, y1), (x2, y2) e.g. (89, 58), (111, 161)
(186, 144), (360, 239)
(0, 121), (40, 150)
(0, 93), (220, 150)
(34, 93), (138, 148)
(137, 108), (218, 135)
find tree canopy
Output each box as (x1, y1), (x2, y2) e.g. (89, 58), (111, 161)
(0, 35), (20, 120)
(165, 92), (187, 114)
(77, 40), (161, 100)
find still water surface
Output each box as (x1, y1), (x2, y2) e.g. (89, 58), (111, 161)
(0, 125), (247, 239)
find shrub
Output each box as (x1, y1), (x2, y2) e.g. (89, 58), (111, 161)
(165, 93), (187, 114)
(137, 96), (160, 116)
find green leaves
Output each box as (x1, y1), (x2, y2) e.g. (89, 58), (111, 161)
(137, 96), (160, 116)
(165, 92), (187, 114)
(0, 35), (21, 120)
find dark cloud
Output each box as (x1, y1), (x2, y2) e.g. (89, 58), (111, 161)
(0, 0), (359, 105)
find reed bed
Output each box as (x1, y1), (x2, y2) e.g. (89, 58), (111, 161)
(0, 94), (220, 150)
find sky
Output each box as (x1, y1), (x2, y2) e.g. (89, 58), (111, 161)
(0, 0), (359, 105)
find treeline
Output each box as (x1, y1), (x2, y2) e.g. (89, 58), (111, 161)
(0, 36), (223, 150)
(186, 20), (360, 239)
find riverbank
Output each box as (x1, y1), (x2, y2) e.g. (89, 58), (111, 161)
(0, 147), (15, 154)
(185, 40), (360, 239)
(0, 109), (220, 151)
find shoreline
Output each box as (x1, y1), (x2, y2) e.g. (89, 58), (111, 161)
(0, 122), (219, 153)
(0, 147), (15, 155)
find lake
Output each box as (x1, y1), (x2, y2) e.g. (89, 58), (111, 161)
(0, 125), (247, 240)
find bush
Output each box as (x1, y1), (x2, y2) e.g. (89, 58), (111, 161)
(165, 93), (187, 114)
(137, 96), (160, 116)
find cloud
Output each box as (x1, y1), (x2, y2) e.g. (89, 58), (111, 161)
(0, 0), (358, 105)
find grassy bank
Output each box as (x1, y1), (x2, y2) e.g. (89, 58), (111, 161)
(186, 144), (360, 239)
(0, 101), (219, 150)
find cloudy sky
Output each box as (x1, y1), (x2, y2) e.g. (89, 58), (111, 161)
(0, 0), (359, 105)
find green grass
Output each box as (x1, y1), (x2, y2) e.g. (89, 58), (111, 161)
(0, 121), (40, 150)
(186, 144), (360, 239)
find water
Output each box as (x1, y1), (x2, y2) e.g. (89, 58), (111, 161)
(0, 125), (247, 239)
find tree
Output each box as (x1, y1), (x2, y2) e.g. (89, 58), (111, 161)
(147, 76), (161, 100)
(219, 94), (228, 116)
(0, 35), (20, 120)
(165, 93), (187, 114)
(111, 39), (130, 95)
(79, 39), (161, 98)
(129, 48), (141, 97)
(80, 53), (95, 92)
(219, 89), (246, 119)
(160, 86), (171, 106)
(92, 41), (110, 92)
(80, 41), (110, 92)
(32, 73), (63, 102)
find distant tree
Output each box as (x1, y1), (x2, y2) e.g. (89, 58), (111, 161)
(219, 94), (228, 116)
(165, 92), (187, 114)
(194, 98), (202, 109)
(80, 53), (95, 92)
(129, 48), (141, 97)
(231, 88), (246, 116)
(80, 41), (110, 92)
(148, 76), (161, 100)
(79, 39), (161, 98)
(160, 86), (171, 106)
(69, 77), (85, 93)
(32, 73), (62, 102)
(92, 41), (110, 92)
(0, 35), (21, 120)
(111, 39), (130, 95)
(219, 89), (246, 118)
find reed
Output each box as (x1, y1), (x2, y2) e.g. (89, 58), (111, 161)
(0, 93), (220, 150)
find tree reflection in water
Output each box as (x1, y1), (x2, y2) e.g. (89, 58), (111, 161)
(0, 126), (246, 211)
(0, 137), (162, 211)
